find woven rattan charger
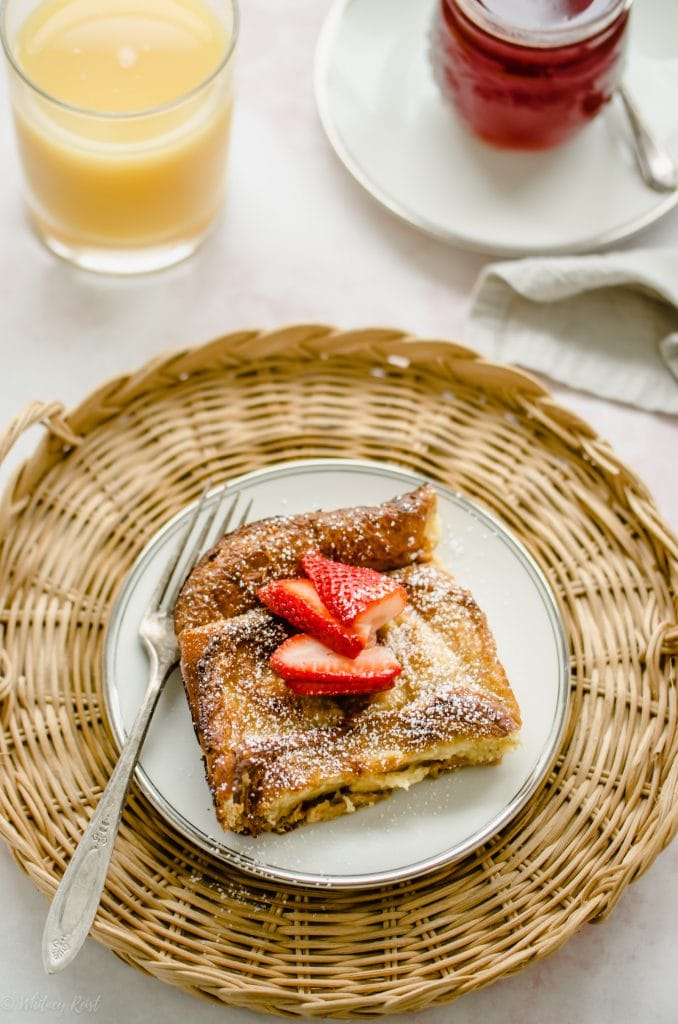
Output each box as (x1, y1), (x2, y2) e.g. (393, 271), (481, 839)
(0, 326), (676, 1018)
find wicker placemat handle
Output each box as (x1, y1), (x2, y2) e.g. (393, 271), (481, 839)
(0, 402), (78, 712)
(0, 401), (81, 522)
(0, 401), (79, 464)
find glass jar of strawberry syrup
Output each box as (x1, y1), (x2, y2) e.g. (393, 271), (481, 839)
(431, 0), (632, 149)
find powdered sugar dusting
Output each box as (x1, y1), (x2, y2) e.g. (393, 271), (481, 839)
(174, 485), (439, 634)
(176, 488), (520, 835)
(188, 563), (518, 833)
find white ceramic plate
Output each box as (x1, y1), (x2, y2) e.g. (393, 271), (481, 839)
(315, 0), (678, 255)
(104, 460), (569, 889)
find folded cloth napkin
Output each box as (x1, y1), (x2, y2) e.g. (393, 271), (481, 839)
(465, 249), (678, 413)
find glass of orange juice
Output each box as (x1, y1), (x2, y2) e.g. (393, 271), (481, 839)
(0, 0), (238, 273)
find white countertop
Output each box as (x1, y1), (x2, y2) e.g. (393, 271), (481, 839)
(1, 2), (676, 1022)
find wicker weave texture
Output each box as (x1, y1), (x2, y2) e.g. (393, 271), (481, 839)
(0, 326), (676, 1018)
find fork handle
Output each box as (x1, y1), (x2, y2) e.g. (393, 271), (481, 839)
(42, 655), (168, 973)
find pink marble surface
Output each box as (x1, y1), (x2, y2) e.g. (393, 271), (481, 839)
(0, 2), (676, 1022)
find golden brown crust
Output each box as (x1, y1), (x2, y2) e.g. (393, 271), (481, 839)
(387, 564), (522, 726)
(179, 560), (521, 836)
(174, 484), (439, 636)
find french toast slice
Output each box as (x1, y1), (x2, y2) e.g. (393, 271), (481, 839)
(174, 486), (521, 836)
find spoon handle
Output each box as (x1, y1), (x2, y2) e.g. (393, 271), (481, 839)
(617, 85), (677, 194)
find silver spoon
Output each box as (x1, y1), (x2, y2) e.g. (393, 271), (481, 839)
(616, 84), (677, 193)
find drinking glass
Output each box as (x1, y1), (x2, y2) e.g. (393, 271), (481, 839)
(0, 0), (239, 273)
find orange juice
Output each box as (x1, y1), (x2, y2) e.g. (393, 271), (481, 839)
(2, 0), (237, 272)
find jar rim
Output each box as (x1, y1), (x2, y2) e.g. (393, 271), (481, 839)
(450, 0), (633, 49)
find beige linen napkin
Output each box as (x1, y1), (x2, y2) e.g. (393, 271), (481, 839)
(465, 249), (678, 413)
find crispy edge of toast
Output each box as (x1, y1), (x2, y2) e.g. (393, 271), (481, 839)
(174, 484), (440, 636)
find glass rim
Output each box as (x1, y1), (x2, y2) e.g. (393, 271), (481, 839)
(451, 0), (633, 49)
(0, 0), (239, 119)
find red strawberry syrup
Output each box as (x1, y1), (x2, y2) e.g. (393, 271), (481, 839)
(430, 0), (631, 149)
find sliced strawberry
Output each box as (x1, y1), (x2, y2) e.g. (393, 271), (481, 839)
(301, 550), (407, 632)
(285, 676), (396, 697)
(257, 578), (369, 657)
(269, 634), (401, 695)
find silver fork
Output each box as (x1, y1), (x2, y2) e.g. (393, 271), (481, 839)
(42, 484), (249, 974)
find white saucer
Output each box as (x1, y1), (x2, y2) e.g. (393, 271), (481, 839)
(103, 460), (569, 889)
(315, 0), (678, 256)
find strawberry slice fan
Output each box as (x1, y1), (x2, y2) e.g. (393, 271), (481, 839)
(257, 550), (407, 695)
